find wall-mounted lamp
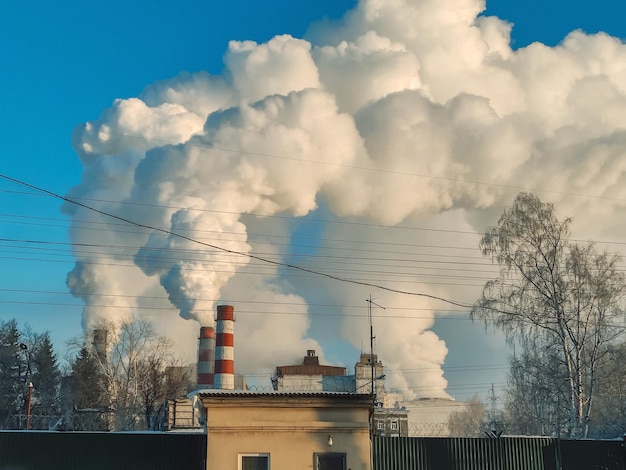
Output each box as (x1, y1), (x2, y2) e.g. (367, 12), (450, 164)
(327, 435), (333, 447)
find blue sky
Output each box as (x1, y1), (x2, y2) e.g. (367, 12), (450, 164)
(0, 0), (357, 352)
(2, 0), (626, 402)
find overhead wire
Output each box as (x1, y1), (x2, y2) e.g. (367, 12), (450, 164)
(4, 110), (626, 404)
(6, 182), (626, 247)
(0, 173), (480, 309)
(3, 174), (626, 333)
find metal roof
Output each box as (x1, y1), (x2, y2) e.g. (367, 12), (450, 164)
(193, 389), (373, 398)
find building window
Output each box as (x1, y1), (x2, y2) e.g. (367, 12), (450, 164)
(390, 420), (398, 431)
(314, 452), (346, 470)
(240, 453), (270, 470)
(377, 421), (384, 431)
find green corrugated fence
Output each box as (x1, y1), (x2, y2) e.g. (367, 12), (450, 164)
(0, 431), (206, 470)
(372, 436), (625, 470)
(1, 432), (623, 470)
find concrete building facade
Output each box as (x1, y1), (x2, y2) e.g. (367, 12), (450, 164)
(195, 390), (373, 470)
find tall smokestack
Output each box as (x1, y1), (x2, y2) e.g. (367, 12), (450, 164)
(93, 329), (107, 360)
(213, 305), (235, 390)
(197, 326), (215, 389)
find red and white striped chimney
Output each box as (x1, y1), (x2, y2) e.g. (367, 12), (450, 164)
(213, 305), (235, 390)
(197, 326), (215, 389)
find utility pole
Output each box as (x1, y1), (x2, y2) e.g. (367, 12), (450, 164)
(365, 295), (384, 470)
(26, 382), (33, 430)
(19, 342), (33, 430)
(366, 296), (384, 395)
(365, 294), (385, 395)
(486, 384), (502, 438)
(488, 384), (498, 419)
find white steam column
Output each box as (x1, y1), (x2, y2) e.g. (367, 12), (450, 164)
(197, 326), (215, 389)
(213, 305), (235, 390)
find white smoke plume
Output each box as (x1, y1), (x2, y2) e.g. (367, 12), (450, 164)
(66, 0), (626, 397)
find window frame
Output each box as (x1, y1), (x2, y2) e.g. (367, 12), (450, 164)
(239, 452), (270, 470)
(313, 452), (347, 470)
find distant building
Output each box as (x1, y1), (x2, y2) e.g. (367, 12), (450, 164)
(373, 407), (410, 437)
(178, 303), (468, 439)
(272, 350), (410, 437)
(353, 353), (409, 437)
(404, 397), (469, 437)
(273, 349), (351, 392)
(354, 353), (385, 397)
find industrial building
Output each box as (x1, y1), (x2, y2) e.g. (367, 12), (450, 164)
(170, 304), (466, 438)
(195, 390), (372, 470)
(272, 350), (409, 437)
(167, 305), (376, 469)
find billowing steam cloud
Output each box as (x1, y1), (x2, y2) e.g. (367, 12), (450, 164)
(65, 0), (626, 398)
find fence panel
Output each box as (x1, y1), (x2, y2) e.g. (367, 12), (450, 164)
(373, 436), (625, 470)
(0, 431), (206, 470)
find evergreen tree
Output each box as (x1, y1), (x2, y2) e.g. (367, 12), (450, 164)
(66, 346), (109, 430)
(31, 333), (61, 417)
(0, 320), (24, 428)
(70, 346), (107, 410)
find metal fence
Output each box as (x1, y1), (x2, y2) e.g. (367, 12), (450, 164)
(373, 436), (626, 470)
(1, 432), (623, 470)
(0, 431), (207, 470)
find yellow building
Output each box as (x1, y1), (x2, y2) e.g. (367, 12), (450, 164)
(194, 390), (373, 470)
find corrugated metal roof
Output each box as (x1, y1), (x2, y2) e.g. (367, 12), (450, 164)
(194, 389), (373, 398)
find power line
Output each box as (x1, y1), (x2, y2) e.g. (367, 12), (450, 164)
(3, 174), (625, 333)
(0, 187), (483, 236)
(0, 173), (475, 309)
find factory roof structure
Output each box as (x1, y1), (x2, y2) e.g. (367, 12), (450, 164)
(275, 349), (347, 377)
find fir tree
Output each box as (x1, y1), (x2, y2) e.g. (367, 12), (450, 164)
(70, 346), (107, 410)
(31, 333), (61, 417)
(0, 320), (23, 428)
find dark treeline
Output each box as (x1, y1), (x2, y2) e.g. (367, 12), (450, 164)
(0, 317), (192, 431)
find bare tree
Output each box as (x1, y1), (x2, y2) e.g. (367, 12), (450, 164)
(67, 317), (190, 431)
(448, 395), (487, 437)
(590, 342), (626, 437)
(504, 347), (569, 436)
(472, 192), (625, 437)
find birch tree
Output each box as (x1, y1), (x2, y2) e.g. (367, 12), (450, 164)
(472, 192), (625, 437)
(68, 317), (190, 430)
(504, 348), (569, 436)
(591, 342), (626, 437)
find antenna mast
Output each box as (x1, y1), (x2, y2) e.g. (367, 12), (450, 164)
(366, 295), (385, 394)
